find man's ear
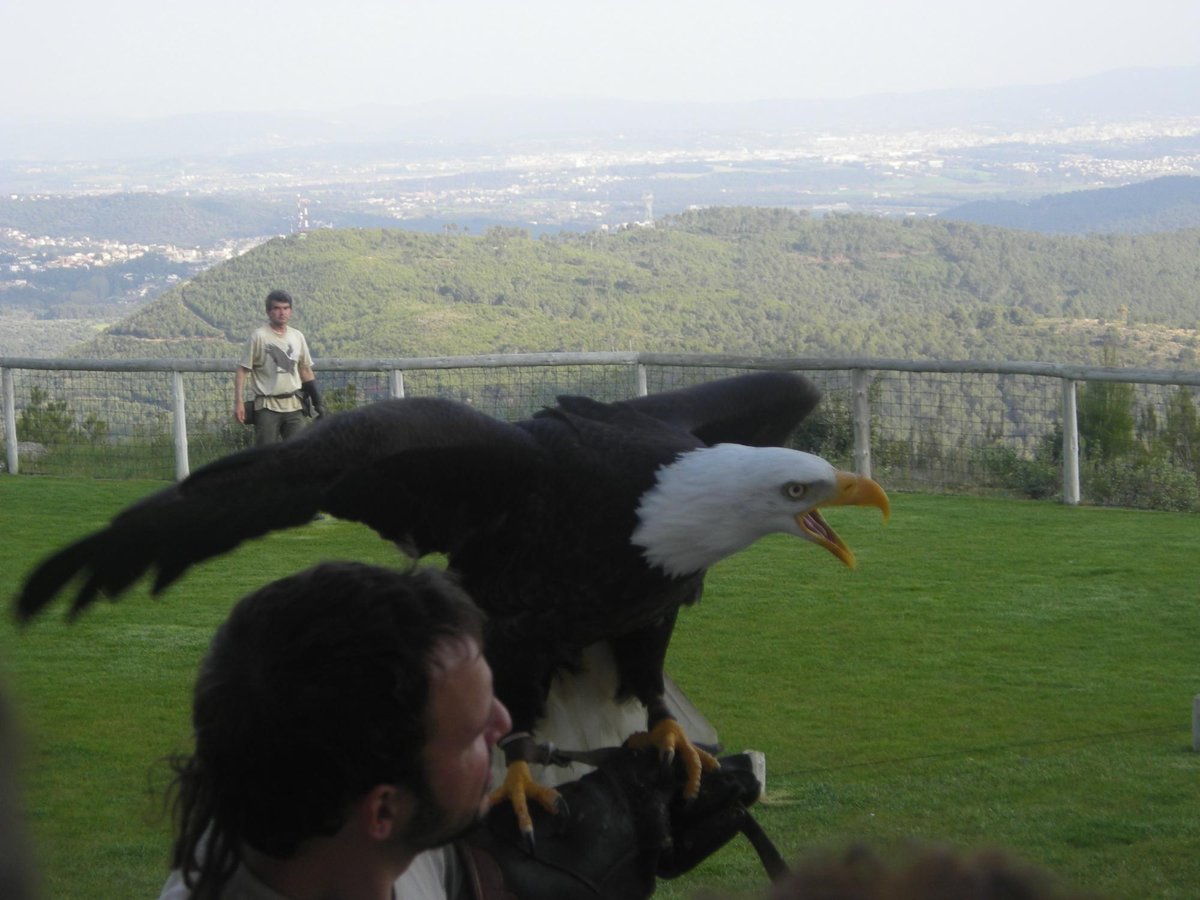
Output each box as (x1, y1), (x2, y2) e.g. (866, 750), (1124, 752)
(358, 784), (417, 842)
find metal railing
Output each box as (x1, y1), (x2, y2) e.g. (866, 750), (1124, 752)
(3, 352), (1200, 508)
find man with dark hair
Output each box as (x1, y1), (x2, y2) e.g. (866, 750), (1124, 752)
(233, 288), (326, 446)
(162, 562), (511, 899)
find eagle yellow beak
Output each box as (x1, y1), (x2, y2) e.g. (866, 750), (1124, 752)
(795, 471), (890, 568)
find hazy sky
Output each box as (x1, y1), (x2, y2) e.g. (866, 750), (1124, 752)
(7, 0), (1199, 120)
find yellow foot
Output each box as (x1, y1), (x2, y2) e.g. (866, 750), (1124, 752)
(486, 760), (563, 839)
(625, 718), (720, 799)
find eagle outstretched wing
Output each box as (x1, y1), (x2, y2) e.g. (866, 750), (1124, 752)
(16, 397), (540, 620)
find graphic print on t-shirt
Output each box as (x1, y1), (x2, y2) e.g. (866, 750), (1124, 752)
(265, 343), (298, 375)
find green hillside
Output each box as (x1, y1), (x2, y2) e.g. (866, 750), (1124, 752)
(77, 208), (1200, 367)
(941, 175), (1200, 236)
(0, 192), (403, 247)
(0, 193), (288, 245)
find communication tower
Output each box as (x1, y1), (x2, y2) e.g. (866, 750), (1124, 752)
(295, 195), (310, 233)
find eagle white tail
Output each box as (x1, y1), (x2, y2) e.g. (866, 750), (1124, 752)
(491, 642), (719, 787)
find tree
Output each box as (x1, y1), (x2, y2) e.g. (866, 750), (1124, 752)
(1077, 348), (1136, 462)
(1162, 385), (1200, 474)
(17, 388), (75, 444)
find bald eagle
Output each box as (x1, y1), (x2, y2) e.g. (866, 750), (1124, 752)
(16, 371), (888, 837)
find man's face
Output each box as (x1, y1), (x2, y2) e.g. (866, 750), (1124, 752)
(267, 300), (292, 328)
(405, 638), (511, 848)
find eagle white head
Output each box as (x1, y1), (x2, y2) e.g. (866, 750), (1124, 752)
(631, 443), (890, 577)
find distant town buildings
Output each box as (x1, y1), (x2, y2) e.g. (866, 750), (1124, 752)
(2, 228), (266, 276)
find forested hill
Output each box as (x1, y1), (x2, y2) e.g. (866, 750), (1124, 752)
(79, 208), (1200, 368)
(941, 175), (1200, 236)
(0, 193), (400, 246)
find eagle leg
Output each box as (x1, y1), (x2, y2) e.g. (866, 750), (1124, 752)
(488, 736), (566, 849)
(625, 717), (720, 799)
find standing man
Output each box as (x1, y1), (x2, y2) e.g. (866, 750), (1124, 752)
(234, 289), (326, 446)
(162, 562), (512, 899)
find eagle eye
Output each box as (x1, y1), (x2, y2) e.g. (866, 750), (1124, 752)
(783, 482), (807, 500)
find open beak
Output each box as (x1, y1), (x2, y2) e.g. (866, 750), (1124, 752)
(795, 472), (890, 568)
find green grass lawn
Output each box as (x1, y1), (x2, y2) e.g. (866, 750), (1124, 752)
(1, 476), (1197, 898)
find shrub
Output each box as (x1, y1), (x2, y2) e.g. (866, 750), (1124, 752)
(17, 387), (75, 444)
(1083, 458), (1200, 512)
(972, 444), (1060, 500)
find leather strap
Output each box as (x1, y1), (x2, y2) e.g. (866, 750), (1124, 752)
(458, 841), (517, 900)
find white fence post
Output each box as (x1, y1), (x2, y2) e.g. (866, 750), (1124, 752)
(636, 363), (648, 397)
(852, 368), (872, 480)
(2, 367), (17, 475)
(390, 369), (405, 399)
(1193, 695), (1200, 752)
(172, 371), (190, 481)
(1061, 378), (1080, 506)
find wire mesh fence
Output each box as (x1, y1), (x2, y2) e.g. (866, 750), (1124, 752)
(3, 354), (1199, 511)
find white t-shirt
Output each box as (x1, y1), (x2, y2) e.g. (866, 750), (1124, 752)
(240, 325), (313, 413)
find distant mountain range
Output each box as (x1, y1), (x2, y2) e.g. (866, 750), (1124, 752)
(940, 175), (1200, 234)
(5, 65), (1199, 162)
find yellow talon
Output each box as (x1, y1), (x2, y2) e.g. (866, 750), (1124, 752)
(487, 760), (562, 837)
(626, 719), (719, 798)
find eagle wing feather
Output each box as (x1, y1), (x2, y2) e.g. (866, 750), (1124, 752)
(16, 397), (540, 620)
